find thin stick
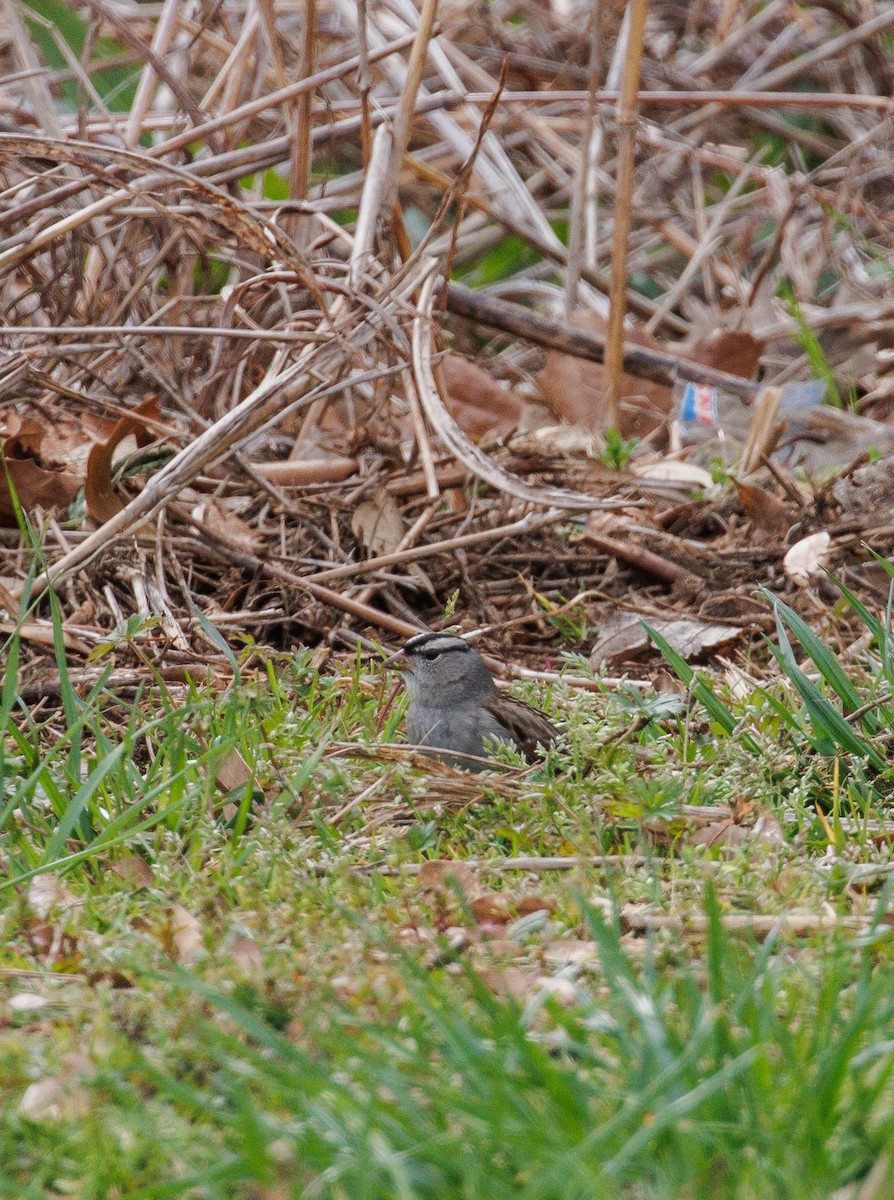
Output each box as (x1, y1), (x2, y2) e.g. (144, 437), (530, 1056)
(307, 509), (569, 583)
(382, 0), (440, 218)
(603, 0), (650, 428)
(564, 3), (601, 317)
(291, 0), (316, 240)
(356, 0), (374, 164)
(445, 283), (759, 396)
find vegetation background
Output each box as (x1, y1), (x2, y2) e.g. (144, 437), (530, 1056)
(3, 1), (894, 1196)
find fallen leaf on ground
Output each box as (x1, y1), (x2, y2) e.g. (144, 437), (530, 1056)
(85, 397), (160, 523)
(537, 311), (672, 437)
(631, 460), (716, 491)
(521, 424), (605, 458)
(735, 480), (794, 538)
(28, 875), (77, 919)
(254, 456), (357, 485)
(110, 855), (155, 889)
(215, 747), (254, 794)
(470, 894), (513, 924)
(681, 329), (765, 380)
(542, 938), (599, 966)
(351, 487), (433, 592)
(0, 421), (81, 526)
(231, 933), (264, 973)
(591, 612), (743, 665)
(418, 859), (480, 897)
(0, 620), (92, 654)
(691, 802), (787, 849)
(440, 354), (525, 442)
(478, 966), (535, 1000)
(784, 531), (831, 586)
(192, 499), (260, 554)
(165, 904), (204, 964)
(17, 1056), (93, 1122)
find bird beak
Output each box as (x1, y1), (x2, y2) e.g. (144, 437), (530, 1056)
(382, 647), (407, 670)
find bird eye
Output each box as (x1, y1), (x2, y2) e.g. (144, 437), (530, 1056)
(422, 648), (441, 661)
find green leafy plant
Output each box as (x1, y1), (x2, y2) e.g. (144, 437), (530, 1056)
(600, 428), (640, 471)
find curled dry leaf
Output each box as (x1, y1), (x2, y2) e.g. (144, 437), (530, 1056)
(631, 460), (716, 491)
(784, 531), (831, 586)
(520, 423), (605, 458)
(85, 397), (161, 524)
(253, 456), (357, 486)
(440, 354), (524, 443)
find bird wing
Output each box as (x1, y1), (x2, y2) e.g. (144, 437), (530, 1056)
(483, 694), (559, 760)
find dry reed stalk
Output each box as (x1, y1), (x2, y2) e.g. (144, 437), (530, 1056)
(415, 261), (626, 509)
(381, 0), (440, 220)
(602, 0), (650, 429)
(564, 3), (601, 318)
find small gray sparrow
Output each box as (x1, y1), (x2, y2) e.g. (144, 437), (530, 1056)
(392, 632), (558, 770)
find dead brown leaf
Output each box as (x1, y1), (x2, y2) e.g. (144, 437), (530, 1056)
(691, 801), (787, 849)
(537, 311), (672, 437)
(27, 874), (77, 919)
(84, 397), (160, 523)
(192, 498), (260, 554)
(231, 933), (265, 974)
(418, 859), (480, 897)
(734, 480), (794, 539)
(478, 966), (533, 1000)
(0, 620), (92, 654)
(591, 612), (743, 665)
(351, 488), (433, 592)
(682, 329), (765, 380)
(215, 747), (254, 794)
(253, 456), (358, 486)
(515, 895), (554, 917)
(440, 354), (524, 442)
(109, 855), (155, 889)
(469, 893), (513, 925)
(0, 420), (81, 526)
(164, 904), (205, 964)
(23, 919), (79, 967)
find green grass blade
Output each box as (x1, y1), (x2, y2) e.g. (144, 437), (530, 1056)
(643, 621), (761, 754)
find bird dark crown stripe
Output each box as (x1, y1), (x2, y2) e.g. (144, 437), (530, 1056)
(403, 632), (470, 654)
